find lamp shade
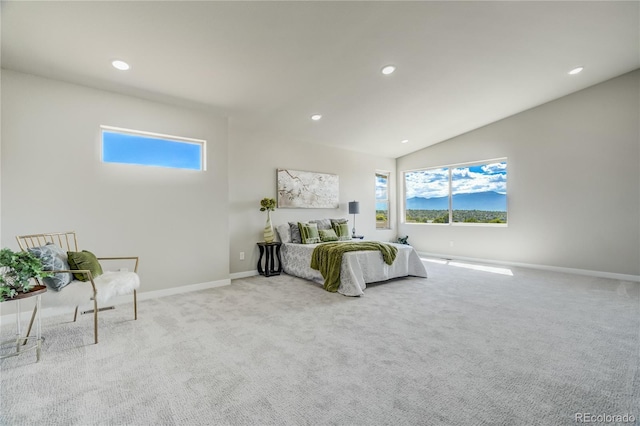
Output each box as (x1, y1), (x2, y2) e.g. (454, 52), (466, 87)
(348, 201), (360, 214)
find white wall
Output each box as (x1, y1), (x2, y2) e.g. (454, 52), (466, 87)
(397, 70), (640, 277)
(228, 127), (396, 274)
(1, 71), (230, 297)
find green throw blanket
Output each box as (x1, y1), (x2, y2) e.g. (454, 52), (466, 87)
(310, 242), (398, 293)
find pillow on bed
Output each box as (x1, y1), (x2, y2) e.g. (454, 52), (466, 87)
(310, 219), (332, 230)
(333, 222), (351, 241)
(299, 222), (321, 244)
(330, 218), (348, 225)
(288, 222), (302, 244)
(276, 223), (292, 243)
(319, 229), (339, 242)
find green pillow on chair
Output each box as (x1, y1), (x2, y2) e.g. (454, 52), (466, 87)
(67, 250), (103, 281)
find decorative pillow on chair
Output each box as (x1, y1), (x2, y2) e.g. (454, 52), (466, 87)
(28, 243), (74, 291)
(67, 250), (103, 281)
(298, 222), (321, 244)
(333, 223), (351, 241)
(319, 229), (339, 242)
(288, 222), (302, 244)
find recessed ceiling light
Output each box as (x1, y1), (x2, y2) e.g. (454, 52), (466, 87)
(568, 66), (584, 75)
(381, 65), (396, 75)
(311, 114), (322, 121)
(112, 60), (130, 71)
(401, 139), (409, 144)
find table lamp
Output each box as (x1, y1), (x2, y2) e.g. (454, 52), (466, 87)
(348, 201), (360, 238)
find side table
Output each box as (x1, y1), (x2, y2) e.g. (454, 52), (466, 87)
(1, 285), (46, 362)
(257, 242), (282, 277)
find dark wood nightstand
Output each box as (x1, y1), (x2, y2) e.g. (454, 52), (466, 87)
(256, 242), (282, 277)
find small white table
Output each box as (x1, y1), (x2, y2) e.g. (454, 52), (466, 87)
(1, 285), (46, 362)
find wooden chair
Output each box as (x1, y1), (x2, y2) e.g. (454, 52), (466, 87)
(16, 231), (140, 344)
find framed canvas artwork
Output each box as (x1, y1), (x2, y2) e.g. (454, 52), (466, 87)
(277, 169), (339, 208)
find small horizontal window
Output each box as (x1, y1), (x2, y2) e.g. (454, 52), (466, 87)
(101, 126), (205, 171)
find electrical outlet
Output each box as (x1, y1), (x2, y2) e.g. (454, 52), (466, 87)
(239, 252), (245, 260)
(449, 241), (454, 247)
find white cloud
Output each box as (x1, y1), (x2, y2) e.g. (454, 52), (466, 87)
(452, 163), (507, 194)
(405, 162), (507, 199)
(405, 169), (449, 199)
(482, 162), (507, 174)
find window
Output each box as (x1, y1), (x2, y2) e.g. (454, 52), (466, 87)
(404, 159), (507, 225)
(101, 126), (206, 171)
(405, 167), (450, 223)
(376, 172), (390, 229)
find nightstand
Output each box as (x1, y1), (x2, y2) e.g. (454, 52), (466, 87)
(256, 242), (282, 277)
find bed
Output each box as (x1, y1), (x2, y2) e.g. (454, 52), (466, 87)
(281, 241), (428, 296)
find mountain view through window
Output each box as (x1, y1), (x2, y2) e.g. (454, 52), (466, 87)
(404, 160), (507, 224)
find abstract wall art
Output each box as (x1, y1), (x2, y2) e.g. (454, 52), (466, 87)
(277, 169), (339, 208)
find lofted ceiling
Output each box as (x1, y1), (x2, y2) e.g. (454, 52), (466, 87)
(1, 1), (638, 158)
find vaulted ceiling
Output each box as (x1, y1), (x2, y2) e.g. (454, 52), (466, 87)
(2, 1), (638, 158)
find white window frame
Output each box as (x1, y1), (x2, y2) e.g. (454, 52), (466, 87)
(403, 158), (507, 227)
(376, 171), (391, 230)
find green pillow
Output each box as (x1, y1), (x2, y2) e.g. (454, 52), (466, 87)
(333, 223), (351, 241)
(298, 222), (321, 244)
(319, 229), (339, 242)
(67, 250), (103, 281)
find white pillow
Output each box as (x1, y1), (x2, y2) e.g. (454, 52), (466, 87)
(276, 223), (292, 243)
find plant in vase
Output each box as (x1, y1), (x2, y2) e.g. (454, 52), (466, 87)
(260, 197), (277, 243)
(0, 248), (51, 302)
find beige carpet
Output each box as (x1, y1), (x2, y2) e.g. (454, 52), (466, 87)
(1, 260), (638, 425)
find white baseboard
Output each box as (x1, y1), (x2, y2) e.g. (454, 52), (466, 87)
(418, 251), (640, 282)
(230, 270), (259, 280)
(0, 278), (231, 326)
(130, 278), (231, 302)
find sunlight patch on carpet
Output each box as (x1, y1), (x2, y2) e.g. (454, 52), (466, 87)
(422, 257), (514, 276)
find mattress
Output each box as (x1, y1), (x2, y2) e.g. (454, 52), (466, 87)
(281, 242), (428, 296)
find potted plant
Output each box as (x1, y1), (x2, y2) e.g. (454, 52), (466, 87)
(260, 197), (277, 243)
(0, 248), (50, 302)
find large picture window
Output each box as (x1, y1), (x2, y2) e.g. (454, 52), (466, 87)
(404, 159), (507, 225)
(101, 126), (206, 171)
(376, 172), (390, 229)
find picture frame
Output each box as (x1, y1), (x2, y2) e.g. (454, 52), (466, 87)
(277, 169), (339, 208)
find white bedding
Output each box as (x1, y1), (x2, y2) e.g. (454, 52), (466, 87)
(281, 242), (428, 296)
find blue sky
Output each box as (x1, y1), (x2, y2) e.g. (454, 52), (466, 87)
(102, 131), (202, 170)
(405, 161), (507, 199)
(375, 174), (389, 210)
(376, 174), (388, 200)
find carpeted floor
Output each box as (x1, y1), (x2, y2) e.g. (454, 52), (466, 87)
(1, 260), (638, 425)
